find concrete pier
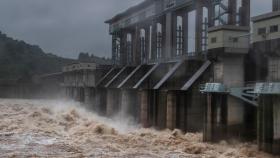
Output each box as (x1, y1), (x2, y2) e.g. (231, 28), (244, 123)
(93, 88), (107, 115)
(84, 87), (92, 105)
(258, 95), (280, 154)
(140, 90), (149, 128)
(166, 91), (177, 130)
(120, 89), (140, 122)
(106, 89), (120, 117)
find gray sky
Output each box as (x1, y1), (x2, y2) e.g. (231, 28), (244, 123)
(0, 0), (272, 59)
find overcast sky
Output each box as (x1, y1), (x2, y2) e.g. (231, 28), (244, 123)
(0, 0), (272, 59)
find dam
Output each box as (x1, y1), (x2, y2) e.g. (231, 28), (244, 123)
(27, 0), (280, 155)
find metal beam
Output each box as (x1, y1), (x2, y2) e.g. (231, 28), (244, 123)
(230, 87), (258, 106)
(117, 65), (142, 88)
(133, 63), (160, 89)
(96, 67), (115, 87)
(105, 66), (127, 88)
(181, 60), (211, 91)
(153, 60), (184, 90)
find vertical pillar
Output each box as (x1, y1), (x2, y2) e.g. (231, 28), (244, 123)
(67, 87), (70, 99)
(195, 0), (203, 54)
(166, 91), (177, 130)
(273, 96), (280, 154)
(112, 33), (117, 64)
(183, 12), (188, 54)
(228, 0), (237, 25)
(207, 1), (214, 27)
(106, 89), (116, 117)
(204, 94), (213, 141)
(172, 13), (177, 57)
(240, 0), (250, 26)
(165, 12), (173, 59)
(134, 26), (141, 65)
(120, 89), (130, 117)
(73, 88), (78, 101)
(140, 90), (149, 128)
(84, 87), (91, 105)
(120, 30), (126, 66)
(146, 24), (151, 63)
(273, 0), (280, 11)
(257, 95), (264, 151)
(157, 91), (167, 129)
(258, 95), (280, 154)
(178, 92), (186, 131)
(151, 20), (157, 60)
(64, 87), (68, 98)
(224, 56), (245, 138)
(93, 88), (107, 115)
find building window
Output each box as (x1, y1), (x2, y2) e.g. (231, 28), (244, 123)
(270, 25), (278, 33)
(140, 29), (146, 64)
(126, 33), (133, 64)
(176, 16), (183, 56)
(230, 37), (238, 43)
(156, 23), (162, 59)
(258, 27), (266, 35)
(211, 37), (217, 43)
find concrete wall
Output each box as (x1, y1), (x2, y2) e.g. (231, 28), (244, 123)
(213, 55), (245, 126)
(268, 57), (280, 81)
(253, 15), (280, 43)
(208, 28), (250, 51)
(258, 95), (280, 155)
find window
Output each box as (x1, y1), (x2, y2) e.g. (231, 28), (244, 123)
(230, 37), (238, 43)
(126, 33), (132, 64)
(156, 23), (162, 59)
(258, 27), (266, 35)
(176, 16), (183, 56)
(211, 37), (217, 43)
(270, 25), (278, 33)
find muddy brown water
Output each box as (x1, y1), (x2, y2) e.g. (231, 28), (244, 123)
(0, 99), (277, 158)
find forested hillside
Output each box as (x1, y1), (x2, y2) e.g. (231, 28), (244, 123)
(0, 31), (75, 80)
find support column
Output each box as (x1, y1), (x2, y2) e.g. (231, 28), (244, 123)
(73, 88), (79, 101)
(241, 0), (251, 26)
(224, 56), (245, 138)
(183, 12), (188, 54)
(195, 1), (203, 54)
(120, 89), (140, 121)
(273, 95), (280, 154)
(64, 87), (69, 99)
(84, 87), (91, 105)
(166, 91), (177, 130)
(204, 94), (212, 141)
(120, 89), (131, 117)
(93, 88), (107, 115)
(106, 89), (116, 117)
(140, 90), (149, 128)
(157, 91), (167, 129)
(165, 12), (173, 59)
(228, 0), (237, 25)
(273, 0), (280, 11)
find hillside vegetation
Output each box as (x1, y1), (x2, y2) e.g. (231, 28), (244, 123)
(0, 31), (75, 80)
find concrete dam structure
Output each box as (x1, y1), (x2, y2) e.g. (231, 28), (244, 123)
(62, 0), (280, 155)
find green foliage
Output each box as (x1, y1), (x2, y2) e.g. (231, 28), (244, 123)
(0, 31), (75, 80)
(78, 52), (112, 65)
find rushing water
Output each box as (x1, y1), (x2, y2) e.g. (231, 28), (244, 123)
(0, 99), (277, 158)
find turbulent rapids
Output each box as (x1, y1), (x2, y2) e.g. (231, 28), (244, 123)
(0, 99), (276, 158)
